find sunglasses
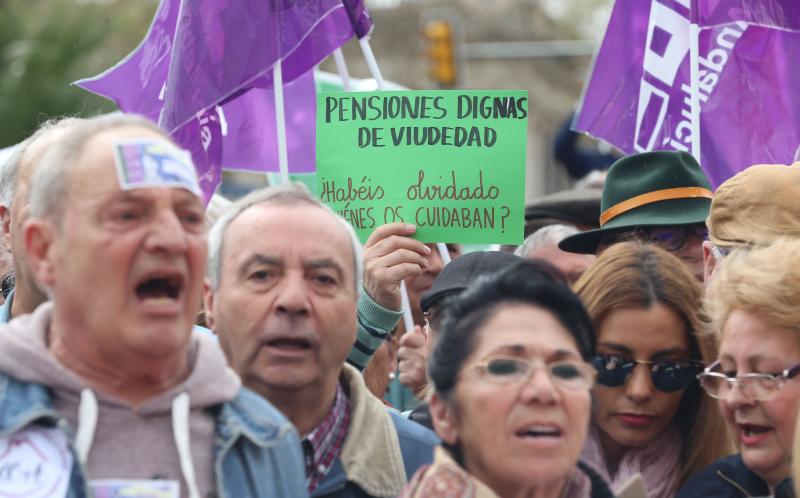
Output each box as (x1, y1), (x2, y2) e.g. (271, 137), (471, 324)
(591, 354), (705, 392)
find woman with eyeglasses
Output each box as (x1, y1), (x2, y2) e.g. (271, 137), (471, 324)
(574, 241), (730, 498)
(400, 260), (615, 498)
(677, 239), (800, 498)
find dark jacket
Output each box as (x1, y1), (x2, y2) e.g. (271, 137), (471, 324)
(676, 454), (795, 498)
(577, 461), (617, 498)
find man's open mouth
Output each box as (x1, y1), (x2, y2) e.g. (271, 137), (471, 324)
(135, 274), (183, 302)
(266, 338), (312, 351)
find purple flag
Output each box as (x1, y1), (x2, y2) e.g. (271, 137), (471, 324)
(343, 0), (374, 38)
(575, 0), (800, 187)
(76, 0), (372, 200)
(694, 0), (800, 30)
(76, 0), (179, 122)
(221, 71), (317, 173)
(161, 0), (354, 133)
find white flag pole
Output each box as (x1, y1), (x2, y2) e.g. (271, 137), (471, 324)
(361, 36), (452, 329)
(689, 22), (702, 161)
(333, 48), (352, 91)
(359, 38), (387, 90)
(399, 281), (415, 334)
(273, 60), (290, 184)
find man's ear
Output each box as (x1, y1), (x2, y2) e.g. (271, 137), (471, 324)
(702, 240), (717, 286)
(202, 278), (216, 330)
(0, 205), (12, 252)
(24, 218), (56, 287)
(429, 392), (459, 445)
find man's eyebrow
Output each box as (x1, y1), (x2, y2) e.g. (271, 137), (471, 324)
(305, 258), (345, 278)
(238, 254), (282, 274)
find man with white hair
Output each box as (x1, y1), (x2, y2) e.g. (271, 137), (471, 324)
(0, 114), (306, 497)
(204, 183), (438, 498)
(0, 117), (82, 320)
(515, 224), (596, 284)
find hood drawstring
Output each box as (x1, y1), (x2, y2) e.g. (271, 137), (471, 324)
(74, 388), (201, 498)
(75, 388), (98, 466)
(172, 392), (201, 498)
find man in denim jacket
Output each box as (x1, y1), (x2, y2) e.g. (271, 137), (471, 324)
(204, 183), (438, 498)
(0, 114), (307, 498)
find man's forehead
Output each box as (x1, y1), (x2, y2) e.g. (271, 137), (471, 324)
(79, 128), (201, 198)
(227, 203), (354, 262)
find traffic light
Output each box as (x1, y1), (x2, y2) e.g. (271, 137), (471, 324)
(423, 20), (457, 88)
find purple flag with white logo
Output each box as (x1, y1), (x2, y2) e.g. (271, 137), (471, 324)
(576, 0), (800, 187)
(76, 0), (373, 199)
(694, 0), (800, 30)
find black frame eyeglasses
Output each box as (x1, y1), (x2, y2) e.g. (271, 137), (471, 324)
(697, 360), (800, 401)
(591, 354), (705, 392)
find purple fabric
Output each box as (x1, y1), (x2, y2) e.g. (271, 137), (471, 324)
(221, 71), (317, 173)
(161, 0), (353, 133)
(694, 0), (800, 30)
(75, 0), (369, 200)
(342, 0), (374, 38)
(75, 0), (179, 122)
(575, 0), (800, 187)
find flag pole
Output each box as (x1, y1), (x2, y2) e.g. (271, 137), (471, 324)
(399, 281), (415, 334)
(273, 61), (290, 184)
(359, 38), (386, 90)
(333, 48), (352, 91)
(360, 36), (450, 332)
(689, 22), (701, 161)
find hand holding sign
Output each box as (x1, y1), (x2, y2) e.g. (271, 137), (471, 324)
(317, 90), (527, 244)
(362, 223), (431, 311)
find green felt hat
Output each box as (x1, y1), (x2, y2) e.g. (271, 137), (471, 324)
(558, 151), (712, 254)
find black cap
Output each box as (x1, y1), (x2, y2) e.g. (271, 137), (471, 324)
(420, 251), (523, 312)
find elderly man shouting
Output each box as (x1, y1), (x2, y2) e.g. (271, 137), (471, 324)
(0, 115), (307, 498)
(204, 184), (437, 498)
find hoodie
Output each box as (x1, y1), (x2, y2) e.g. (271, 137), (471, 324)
(0, 302), (241, 498)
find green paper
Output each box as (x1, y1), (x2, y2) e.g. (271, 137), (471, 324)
(316, 90), (527, 244)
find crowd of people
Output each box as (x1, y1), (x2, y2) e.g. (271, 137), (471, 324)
(2, 112), (800, 498)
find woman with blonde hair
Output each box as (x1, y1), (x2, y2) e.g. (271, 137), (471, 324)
(678, 239), (800, 498)
(574, 241), (730, 498)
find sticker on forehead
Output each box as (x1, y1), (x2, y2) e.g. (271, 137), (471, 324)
(112, 139), (201, 196)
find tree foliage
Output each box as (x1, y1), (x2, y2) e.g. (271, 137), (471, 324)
(0, 0), (157, 147)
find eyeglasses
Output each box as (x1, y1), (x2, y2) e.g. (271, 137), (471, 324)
(463, 356), (596, 391)
(600, 226), (709, 252)
(591, 354), (705, 392)
(423, 307), (442, 333)
(697, 360), (800, 401)
(0, 272), (14, 299)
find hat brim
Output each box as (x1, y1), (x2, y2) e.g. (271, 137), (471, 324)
(558, 197), (710, 254)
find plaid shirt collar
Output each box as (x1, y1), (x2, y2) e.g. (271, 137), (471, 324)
(303, 382), (351, 494)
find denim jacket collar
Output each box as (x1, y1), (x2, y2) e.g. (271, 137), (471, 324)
(215, 386), (295, 448)
(0, 373), (61, 435)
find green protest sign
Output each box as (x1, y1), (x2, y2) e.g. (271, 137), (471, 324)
(316, 90), (527, 244)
